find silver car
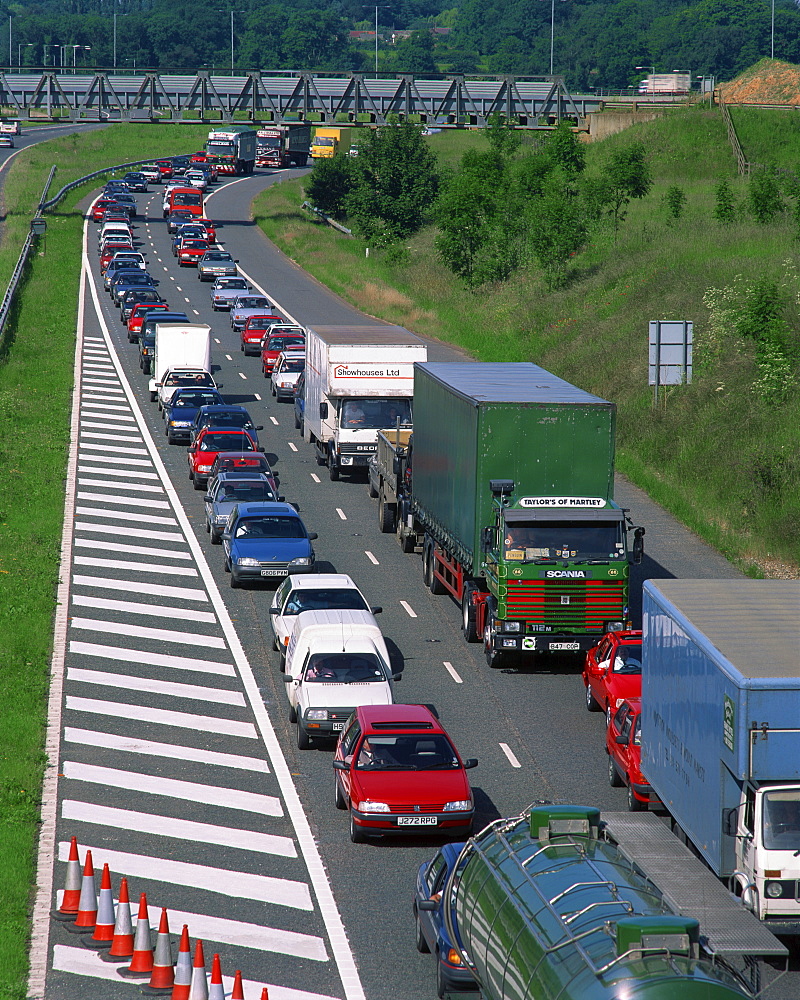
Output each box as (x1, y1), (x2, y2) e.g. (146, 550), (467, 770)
(197, 250), (239, 282)
(203, 472), (281, 544)
(230, 294), (275, 331)
(210, 276), (250, 310)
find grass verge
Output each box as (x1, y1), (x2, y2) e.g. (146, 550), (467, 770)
(253, 106), (800, 577)
(0, 123), (210, 999)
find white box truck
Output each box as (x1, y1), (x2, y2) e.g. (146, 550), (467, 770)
(149, 322), (212, 403)
(303, 324), (427, 480)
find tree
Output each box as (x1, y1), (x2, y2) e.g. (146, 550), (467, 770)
(484, 115), (523, 159)
(345, 121), (439, 244)
(714, 178), (736, 225)
(748, 166), (783, 224)
(664, 185), (687, 221)
(544, 122), (586, 177)
(528, 185), (587, 288)
(394, 30), (437, 73)
(305, 155), (357, 220)
(601, 142), (652, 231)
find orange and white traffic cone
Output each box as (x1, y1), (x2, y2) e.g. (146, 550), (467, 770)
(170, 925), (192, 1000)
(118, 892), (153, 978)
(207, 954), (224, 1000)
(66, 849), (97, 933)
(187, 939), (208, 1000)
(86, 864), (115, 946)
(230, 971), (244, 1000)
(53, 836), (82, 920)
(100, 876), (134, 963)
(142, 908), (175, 994)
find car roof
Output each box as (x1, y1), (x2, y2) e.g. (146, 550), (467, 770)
(199, 405), (248, 414)
(358, 704), (441, 733)
(286, 573), (357, 591)
(234, 502), (299, 516)
(216, 471), (271, 482)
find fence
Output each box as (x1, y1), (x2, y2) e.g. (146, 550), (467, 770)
(720, 97), (752, 176)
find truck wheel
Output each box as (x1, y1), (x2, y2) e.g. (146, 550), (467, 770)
(608, 754), (624, 787)
(378, 495), (396, 533)
(368, 477), (378, 499)
(628, 783), (647, 811)
(328, 452), (339, 481)
(426, 547), (446, 595)
(483, 614), (504, 668)
(462, 585), (479, 643)
(399, 524), (416, 553)
(585, 684), (601, 712)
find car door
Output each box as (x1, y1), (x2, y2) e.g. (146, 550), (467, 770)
(418, 852), (448, 952)
(336, 718), (362, 802)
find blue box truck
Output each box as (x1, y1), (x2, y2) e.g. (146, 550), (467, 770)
(641, 579), (800, 933)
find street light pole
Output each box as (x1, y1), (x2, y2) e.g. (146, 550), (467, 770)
(216, 10), (245, 72)
(8, 15), (11, 69)
(771, 0), (775, 58)
(363, 5), (390, 74)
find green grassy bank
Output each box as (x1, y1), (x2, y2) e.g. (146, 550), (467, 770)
(0, 123), (209, 999)
(253, 105), (800, 577)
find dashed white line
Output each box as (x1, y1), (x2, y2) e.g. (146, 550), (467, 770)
(270, 416), (279, 426)
(238, 372), (247, 380)
(336, 508), (347, 521)
(214, 338), (221, 344)
(163, 266), (169, 272)
(288, 442), (298, 452)
(176, 286), (183, 292)
(254, 393), (261, 401)
(184, 296), (191, 303)
(225, 354), (233, 360)
(500, 742), (521, 768)
(311, 473), (321, 483)
(400, 601), (417, 618)
(193, 309), (200, 316)
(443, 661), (463, 684)
(365, 551), (379, 565)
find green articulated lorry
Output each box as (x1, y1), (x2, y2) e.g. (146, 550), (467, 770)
(391, 362), (645, 666)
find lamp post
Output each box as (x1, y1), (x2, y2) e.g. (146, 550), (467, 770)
(771, 0), (775, 58)
(18, 42), (33, 68)
(363, 5), (390, 74)
(635, 64), (655, 92)
(217, 10), (245, 72)
(8, 14), (11, 69)
(113, 12), (129, 70)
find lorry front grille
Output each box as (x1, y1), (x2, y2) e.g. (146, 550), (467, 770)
(505, 580), (625, 629)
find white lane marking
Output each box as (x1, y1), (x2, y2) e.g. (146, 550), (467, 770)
(443, 661), (463, 684)
(254, 392), (262, 401)
(76, 491), (170, 509)
(77, 401), (133, 413)
(78, 454), (153, 468)
(176, 285), (182, 291)
(79, 421), (140, 433)
(63, 762), (280, 817)
(54, 947), (338, 997)
(74, 520), (182, 541)
(82, 377), (122, 386)
(77, 478), (163, 494)
(69, 617), (223, 648)
(270, 416), (279, 425)
(400, 600), (418, 618)
(235, 262), (302, 328)
(169, 274), (175, 280)
(336, 508), (347, 521)
(500, 742), (522, 768)
(68, 641), (230, 675)
(239, 371), (247, 380)
(61, 800), (296, 857)
(67, 667), (241, 704)
(79, 410), (135, 423)
(163, 265), (169, 271)
(79, 442), (149, 456)
(193, 309), (200, 316)
(311, 473), (321, 483)
(214, 337), (220, 344)
(77, 466), (159, 480)
(64, 728), (269, 773)
(71, 594), (216, 623)
(365, 551), (379, 565)
(72, 574), (205, 601)
(74, 538), (188, 559)
(73, 556), (197, 576)
(66, 696), (256, 738)
(79, 432), (143, 446)
(288, 442), (298, 452)
(55, 843), (311, 908)
(80, 385), (125, 396)
(225, 353), (232, 360)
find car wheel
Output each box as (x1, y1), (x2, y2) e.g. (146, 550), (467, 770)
(193, 477), (204, 491)
(288, 701), (297, 724)
(223, 556), (231, 573)
(608, 753), (624, 787)
(415, 910), (430, 953)
(230, 572), (240, 589)
(462, 584), (479, 643)
(436, 953), (448, 1000)
(585, 683), (601, 712)
(349, 809), (366, 844)
(296, 724), (311, 750)
(205, 519), (210, 534)
(334, 776), (346, 810)
(210, 529), (221, 545)
(271, 382), (276, 396)
(294, 411), (301, 430)
(149, 390), (156, 402)
(628, 782), (647, 811)
(188, 469), (194, 482)
(239, 342), (244, 352)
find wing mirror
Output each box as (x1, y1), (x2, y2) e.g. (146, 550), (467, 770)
(464, 759), (478, 769)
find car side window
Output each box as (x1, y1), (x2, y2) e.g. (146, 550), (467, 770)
(619, 713), (633, 744)
(743, 787), (755, 834)
(339, 719), (361, 758)
(424, 853), (447, 895)
(274, 578), (292, 611)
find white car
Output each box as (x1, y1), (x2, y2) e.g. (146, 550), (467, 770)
(140, 164), (162, 184)
(282, 611), (397, 749)
(184, 169), (208, 191)
(270, 350), (305, 401)
(156, 367), (218, 410)
(269, 574), (379, 664)
(161, 179), (185, 214)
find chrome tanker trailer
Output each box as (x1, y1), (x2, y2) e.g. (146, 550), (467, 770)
(420, 804), (785, 1000)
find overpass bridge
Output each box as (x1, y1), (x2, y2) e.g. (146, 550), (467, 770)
(0, 70), (606, 126)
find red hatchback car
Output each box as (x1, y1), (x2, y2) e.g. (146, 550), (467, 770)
(187, 428), (258, 490)
(127, 302), (171, 343)
(607, 697), (653, 812)
(261, 331), (306, 375)
(177, 238), (211, 266)
(240, 314), (284, 356)
(333, 704), (478, 843)
(582, 629), (642, 721)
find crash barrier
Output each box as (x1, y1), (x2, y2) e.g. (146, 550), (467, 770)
(53, 834), (271, 998)
(0, 151), (190, 356)
(301, 200), (353, 236)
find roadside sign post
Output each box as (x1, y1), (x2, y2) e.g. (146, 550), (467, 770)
(648, 319), (692, 407)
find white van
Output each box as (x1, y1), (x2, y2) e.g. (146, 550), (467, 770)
(0, 120), (21, 135)
(283, 609), (399, 749)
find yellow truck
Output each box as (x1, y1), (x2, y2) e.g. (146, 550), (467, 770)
(310, 127), (353, 159)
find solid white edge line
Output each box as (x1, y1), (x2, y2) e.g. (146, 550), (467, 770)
(80, 215), (368, 1000)
(27, 217), (89, 1000)
(443, 661), (463, 684)
(499, 742), (522, 768)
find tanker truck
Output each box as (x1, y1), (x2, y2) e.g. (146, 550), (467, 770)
(394, 362), (645, 666)
(414, 803), (787, 1000)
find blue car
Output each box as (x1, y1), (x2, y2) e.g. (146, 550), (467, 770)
(204, 472), (281, 544)
(190, 405), (263, 448)
(222, 502), (317, 588)
(414, 842), (478, 997)
(162, 387), (225, 444)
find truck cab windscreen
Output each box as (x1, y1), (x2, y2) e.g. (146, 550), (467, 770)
(207, 142), (234, 157)
(341, 398), (412, 430)
(503, 519), (625, 562)
(315, 137), (334, 147)
(762, 790), (800, 850)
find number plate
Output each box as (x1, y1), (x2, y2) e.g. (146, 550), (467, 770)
(332, 722), (344, 731)
(397, 815), (437, 826)
(549, 641), (580, 651)
(260, 569), (286, 577)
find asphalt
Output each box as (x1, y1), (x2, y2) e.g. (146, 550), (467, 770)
(39, 165), (797, 1000)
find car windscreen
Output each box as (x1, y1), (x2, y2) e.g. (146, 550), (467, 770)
(182, 240), (208, 249)
(215, 456), (268, 473)
(237, 298), (268, 310)
(217, 279), (247, 289)
(354, 734), (459, 770)
(282, 588), (369, 614)
(203, 253), (232, 261)
(234, 516), (304, 539)
(303, 654), (385, 683)
(119, 273), (152, 285)
(502, 519), (625, 562)
(173, 191), (202, 207)
(167, 373), (213, 386)
(199, 433), (254, 452)
(280, 358), (305, 373)
(203, 413), (250, 428)
(267, 337), (304, 351)
(172, 392), (221, 407)
(218, 482), (276, 502)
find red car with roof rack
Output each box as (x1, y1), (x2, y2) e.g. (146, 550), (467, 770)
(582, 629), (642, 721)
(127, 302), (171, 343)
(240, 313), (284, 356)
(187, 427), (259, 490)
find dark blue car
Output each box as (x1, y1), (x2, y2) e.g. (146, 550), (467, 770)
(163, 387), (225, 444)
(222, 502), (317, 588)
(414, 841), (478, 997)
(190, 405), (263, 448)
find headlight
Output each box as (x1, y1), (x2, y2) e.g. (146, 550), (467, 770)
(237, 557), (261, 567)
(605, 621), (625, 632)
(214, 515), (228, 525)
(443, 799), (472, 812)
(359, 800), (390, 814)
(504, 621), (522, 633)
(766, 881), (784, 898)
(289, 557), (311, 566)
(197, 464), (212, 473)
(170, 420), (191, 428)
(305, 709), (328, 721)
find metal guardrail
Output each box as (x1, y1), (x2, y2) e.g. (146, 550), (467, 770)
(301, 200), (352, 236)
